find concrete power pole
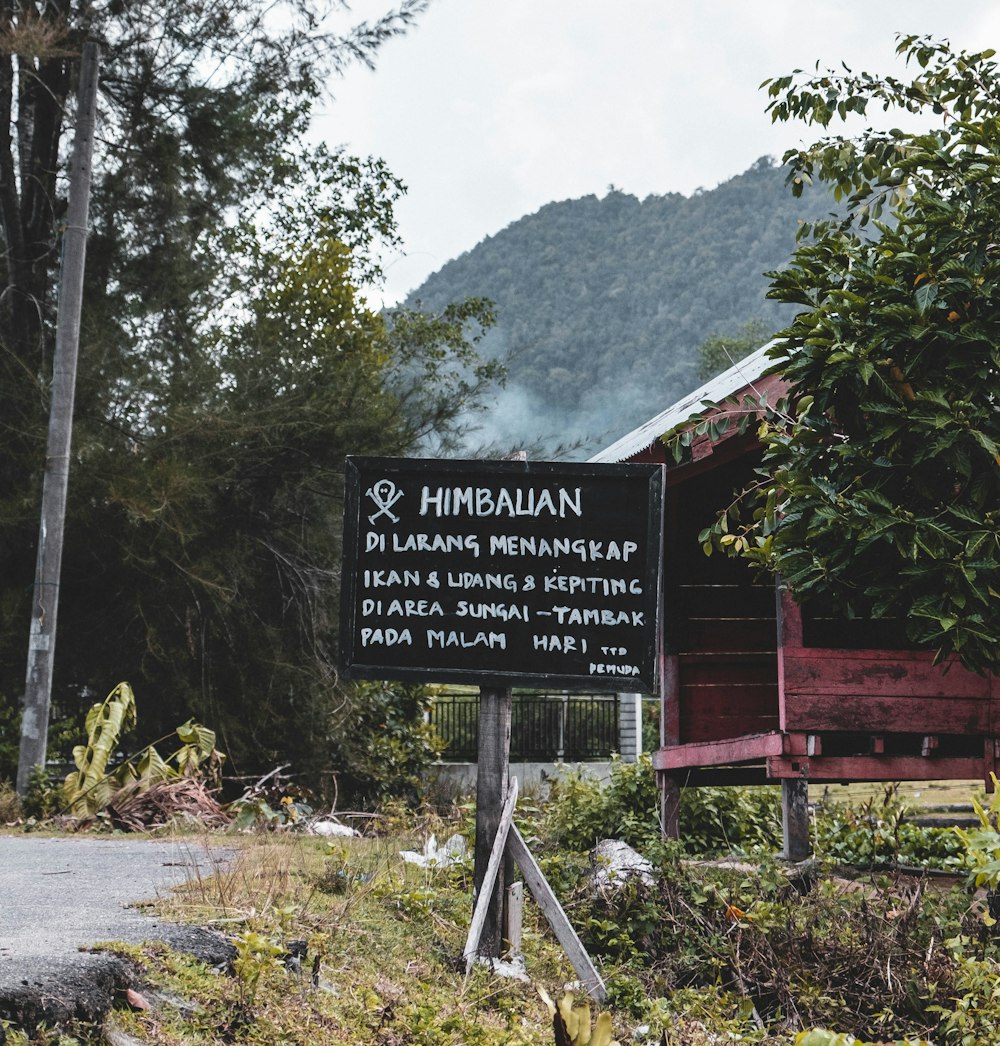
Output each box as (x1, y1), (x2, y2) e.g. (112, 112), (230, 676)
(17, 42), (101, 794)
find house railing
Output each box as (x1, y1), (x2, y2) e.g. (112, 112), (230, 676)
(429, 691), (620, 762)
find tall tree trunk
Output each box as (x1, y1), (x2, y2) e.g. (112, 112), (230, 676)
(0, 8), (70, 363)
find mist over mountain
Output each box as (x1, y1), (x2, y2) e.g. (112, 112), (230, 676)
(403, 157), (837, 457)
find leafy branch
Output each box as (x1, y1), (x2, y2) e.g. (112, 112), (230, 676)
(667, 35), (1000, 676)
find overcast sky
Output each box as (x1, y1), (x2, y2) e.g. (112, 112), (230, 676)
(317, 2), (1000, 306)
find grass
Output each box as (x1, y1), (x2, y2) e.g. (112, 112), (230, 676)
(105, 821), (977, 1046)
(821, 779), (989, 811)
(103, 829), (585, 1045)
(3, 773), (998, 1044)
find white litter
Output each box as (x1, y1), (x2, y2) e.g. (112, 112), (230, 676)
(473, 953), (530, 982)
(590, 839), (655, 889)
(311, 820), (360, 838)
(400, 833), (469, 868)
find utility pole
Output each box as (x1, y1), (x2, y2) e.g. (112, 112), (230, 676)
(17, 42), (101, 794)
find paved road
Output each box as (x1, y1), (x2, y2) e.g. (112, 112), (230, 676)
(0, 835), (232, 1029)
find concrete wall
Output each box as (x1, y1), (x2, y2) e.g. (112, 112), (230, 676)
(424, 759), (615, 800)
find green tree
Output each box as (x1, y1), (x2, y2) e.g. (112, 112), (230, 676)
(0, 2), (508, 791)
(29, 197), (497, 786)
(1, 1), (426, 487)
(5, 189), (499, 788)
(696, 317), (773, 381)
(687, 36), (1000, 676)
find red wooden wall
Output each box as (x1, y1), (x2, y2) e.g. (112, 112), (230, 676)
(649, 436), (999, 788)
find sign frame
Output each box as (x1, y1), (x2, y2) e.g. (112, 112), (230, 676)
(340, 456), (664, 692)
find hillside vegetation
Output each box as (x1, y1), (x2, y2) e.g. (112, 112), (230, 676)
(405, 158), (837, 455)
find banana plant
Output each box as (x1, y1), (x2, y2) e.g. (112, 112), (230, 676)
(62, 682), (221, 817)
(63, 682), (137, 816)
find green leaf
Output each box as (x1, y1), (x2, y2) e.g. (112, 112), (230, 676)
(63, 683), (138, 817)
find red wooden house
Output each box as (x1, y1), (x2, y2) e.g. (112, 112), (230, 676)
(592, 346), (998, 855)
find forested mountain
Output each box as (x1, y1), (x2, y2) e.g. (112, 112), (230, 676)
(404, 157), (837, 454)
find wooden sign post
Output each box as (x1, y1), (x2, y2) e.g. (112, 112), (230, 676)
(465, 773), (518, 970)
(463, 776), (607, 1000)
(473, 685), (512, 958)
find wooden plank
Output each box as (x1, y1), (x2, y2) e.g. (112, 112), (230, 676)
(776, 587), (799, 729)
(679, 697), (778, 744)
(781, 692), (989, 734)
(679, 653), (778, 686)
(678, 682), (778, 707)
(662, 653), (680, 747)
(675, 546), (757, 584)
(505, 881), (523, 957)
(473, 686), (512, 959)
(508, 824), (607, 1002)
(653, 732), (784, 769)
(690, 433), (714, 461)
(783, 733), (810, 757)
(677, 719), (782, 744)
(802, 615), (913, 651)
(684, 618), (777, 653)
(785, 645), (978, 665)
(678, 583), (777, 618)
(660, 653), (680, 838)
(776, 588), (803, 647)
(664, 766), (771, 786)
(680, 718), (779, 746)
(766, 754), (986, 781)
(782, 651), (990, 700)
(465, 777), (519, 971)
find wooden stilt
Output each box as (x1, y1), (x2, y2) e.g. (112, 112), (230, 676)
(781, 777), (810, 862)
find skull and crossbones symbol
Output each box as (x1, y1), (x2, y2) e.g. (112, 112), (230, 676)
(366, 478), (404, 524)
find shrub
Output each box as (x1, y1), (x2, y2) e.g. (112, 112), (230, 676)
(542, 758), (783, 859)
(0, 778), (20, 822)
(680, 785), (782, 856)
(543, 755), (659, 852)
(815, 787), (964, 870)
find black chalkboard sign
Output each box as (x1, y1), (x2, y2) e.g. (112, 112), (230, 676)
(340, 457), (664, 691)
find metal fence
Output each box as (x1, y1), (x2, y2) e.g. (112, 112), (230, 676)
(429, 691), (620, 762)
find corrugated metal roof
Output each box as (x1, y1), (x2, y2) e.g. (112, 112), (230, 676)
(588, 341), (778, 463)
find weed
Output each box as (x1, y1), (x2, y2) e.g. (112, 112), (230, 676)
(50, 682), (224, 823)
(0, 1013), (104, 1044)
(816, 785), (963, 870)
(22, 782), (1000, 1044)
(954, 773), (1000, 902)
(680, 782), (782, 855)
(22, 763), (61, 820)
(0, 777), (20, 821)
(542, 756), (659, 851)
(231, 928), (286, 1015)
